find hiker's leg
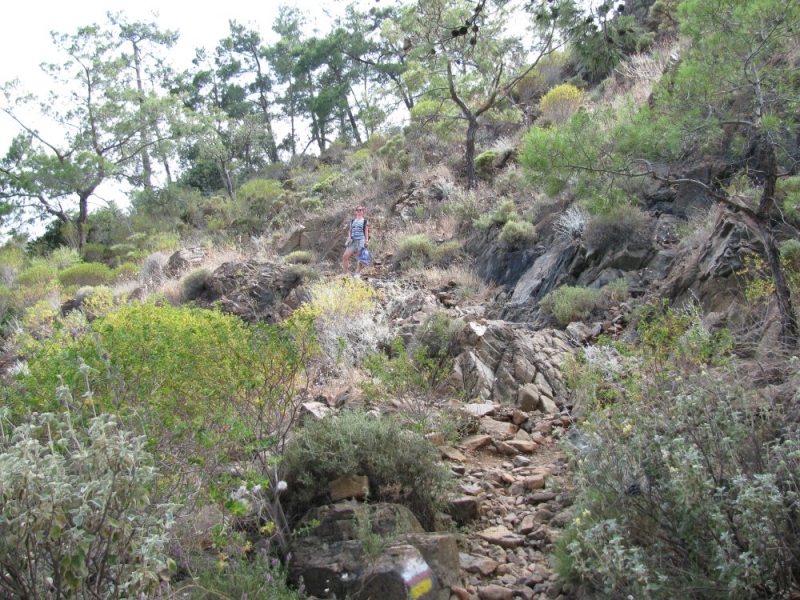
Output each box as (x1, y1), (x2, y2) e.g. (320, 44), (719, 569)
(342, 248), (354, 274)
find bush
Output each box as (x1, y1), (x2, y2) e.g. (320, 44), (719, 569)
(290, 276), (390, 370)
(286, 250), (313, 264)
(0, 411), (173, 600)
(58, 262), (114, 287)
(499, 219), (538, 247)
(15, 263), (58, 287)
(80, 242), (108, 263)
(112, 262), (140, 283)
(76, 285), (115, 320)
(473, 199), (519, 230)
(540, 285), (604, 325)
(475, 150), (499, 178)
(432, 240), (463, 265)
(539, 84), (585, 125)
(282, 411), (452, 529)
(396, 234), (435, 266)
(180, 267), (211, 302)
(557, 311), (800, 598)
(582, 205), (652, 252)
(283, 264), (319, 287)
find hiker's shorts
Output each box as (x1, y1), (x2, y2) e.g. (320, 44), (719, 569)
(346, 239), (365, 252)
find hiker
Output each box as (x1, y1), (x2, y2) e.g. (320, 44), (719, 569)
(342, 205), (370, 277)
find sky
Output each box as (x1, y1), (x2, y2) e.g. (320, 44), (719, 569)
(0, 0), (380, 149)
(0, 0), (386, 229)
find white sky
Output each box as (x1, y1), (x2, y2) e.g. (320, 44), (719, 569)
(0, 0), (387, 227)
(0, 0), (384, 149)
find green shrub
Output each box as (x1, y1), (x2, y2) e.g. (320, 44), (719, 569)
(475, 150), (499, 178)
(286, 250), (313, 264)
(112, 262), (140, 283)
(0, 411), (173, 600)
(432, 240), (463, 265)
(76, 285), (115, 320)
(283, 410), (452, 529)
(189, 543), (300, 599)
(180, 267), (211, 302)
(557, 312), (799, 598)
(540, 285), (602, 325)
(582, 205), (652, 252)
(283, 264), (319, 287)
(49, 247), (81, 269)
(80, 243), (108, 263)
(474, 199), (518, 230)
(780, 238), (800, 272)
(396, 234), (435, 266)
(539, 84), (585, 125)
(16, 263), (58, 287)
(58, 262), (113, 287)
(299, 196), (324, 212)
(499, 219), (538, 246)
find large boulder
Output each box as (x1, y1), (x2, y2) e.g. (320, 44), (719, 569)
(444, 321), (572, 408)
(196, 261), (298, 323)
(289, 503), (458, 600)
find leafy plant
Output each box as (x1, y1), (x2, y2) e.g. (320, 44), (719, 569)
(539, 83), (585, 125)
(58, 262), (114, 287)
(282, 410), (452, 530)
(0, 409), (174, 600)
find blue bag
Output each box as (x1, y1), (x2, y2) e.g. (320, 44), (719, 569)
(358, 247), (372, 266)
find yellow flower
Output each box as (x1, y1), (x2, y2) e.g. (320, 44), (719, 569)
(574, 517), (581, 525)
(622, 423), (633, 434)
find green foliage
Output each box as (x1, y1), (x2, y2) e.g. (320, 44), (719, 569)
(376, 134), (410, 171)
(77, 286), (115, 320)
(557, 308), (797, 598)
(473, 199), (518, 230)
(499, 219), (538, 247)
(49, 246), (82, 269)
(290, 276), (384, 370)
(112, 262), (140, 283)
(541, 280), (628, 326)
(80, 243), (108, 263)
(777, 176), (800, 222)
(0, 411), (174, 600)
(780, 238), (800, 273)
(432, 240), (463, 265)
(285, 250), (313, 264)
(539, 84), (585, 125)
(189, 543), (300, 600)
(283, 410), (452, 529)
(58, 262), (114, 287)
(475, 150), (499, 178)
(15, 263), (58, 287)
(283, 264), (319, 287)
(570, 15), (654, 82)
(180, 268), (211, 302)
(396, 233), (435, 266)
(582, 204), (652, 252)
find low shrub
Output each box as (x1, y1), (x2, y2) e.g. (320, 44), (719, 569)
(80, 242), (108, 263)
(540, 286), (603, 325)
(396, 234), (435, 266)
(499, 219), (537, 246)
(282, 410), (452, 530)
(582, 205), (652, 252)
(15, 263), (58, 287)
(432, 240), (463, 265)
(473, 199), (518, 230)
(180, 267), (211, 302)
(112, 262), (141, 283)
(539, 83), (585, 125)
(0, 412), (173, 600)
(58, 262), (114, 287)
(475, 150), (499, 178)
(77, 285), (115, 320)
(556, 310), (800, 598)
(286, 250), (313, 264)
(283, 264), (319, 287)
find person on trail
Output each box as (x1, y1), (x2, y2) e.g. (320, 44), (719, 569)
(343, 205), (370, 277)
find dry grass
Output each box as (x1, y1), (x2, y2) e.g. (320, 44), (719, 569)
(410, 264), (499, 304)
(605, 39), (682, 109)
(678, 203), (723, 251)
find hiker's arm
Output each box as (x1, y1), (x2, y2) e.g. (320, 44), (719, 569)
(364, 223), (370, 246)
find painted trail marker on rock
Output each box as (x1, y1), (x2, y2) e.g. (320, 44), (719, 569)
(403, 557), (435, 599)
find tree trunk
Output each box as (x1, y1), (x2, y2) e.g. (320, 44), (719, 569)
(77, 192), (90, 249)
(465, 115), (478, 189)
(132, 41), (153, 192)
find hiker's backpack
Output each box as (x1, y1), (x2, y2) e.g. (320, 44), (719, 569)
(351, 218), (369, 240)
